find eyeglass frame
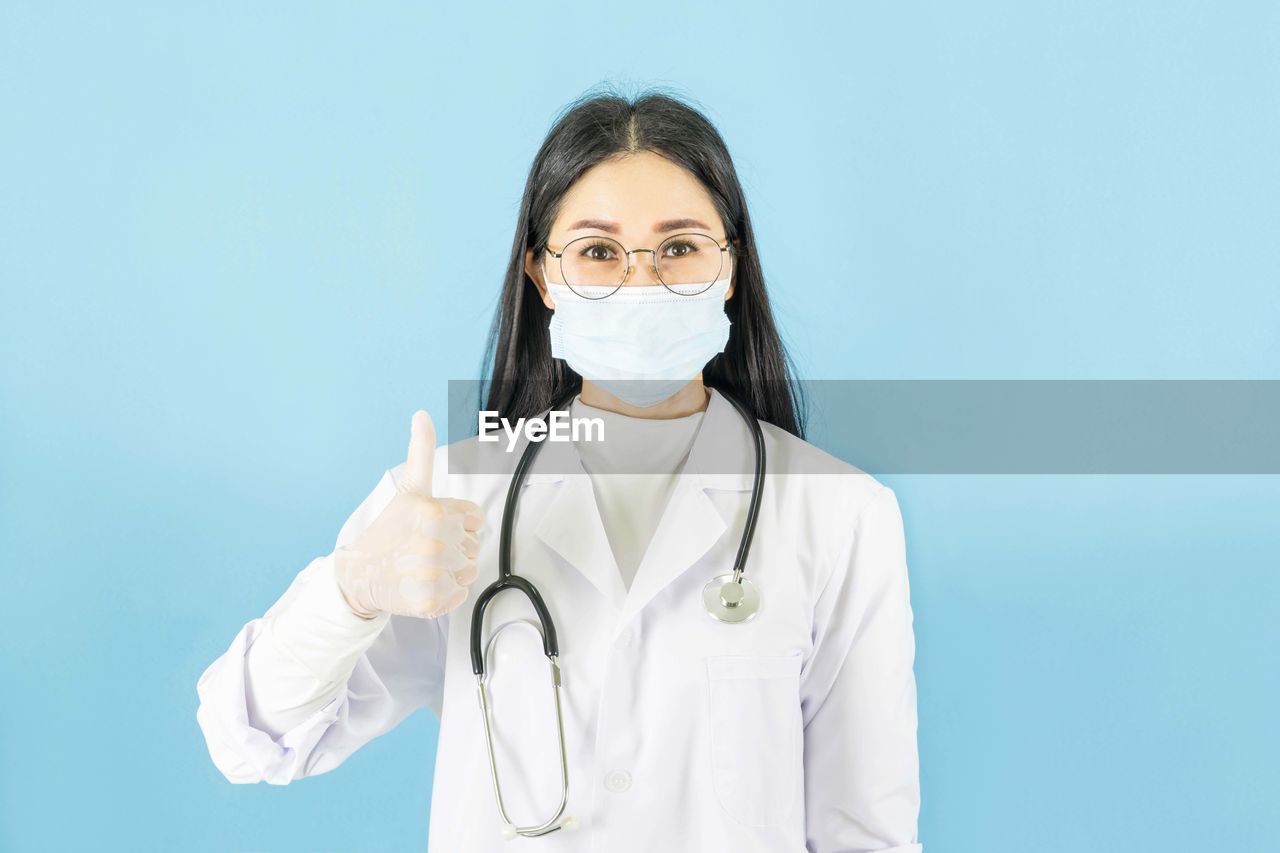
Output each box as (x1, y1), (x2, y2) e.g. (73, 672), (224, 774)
(540, 231), (737, 299)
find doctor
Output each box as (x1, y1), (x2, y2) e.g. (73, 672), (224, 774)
(196, 91), (922, 852)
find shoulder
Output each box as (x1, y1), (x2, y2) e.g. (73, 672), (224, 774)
(759, 419), (892, 517)
(758, 424), (908, 597)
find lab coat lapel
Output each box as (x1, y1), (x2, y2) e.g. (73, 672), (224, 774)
(531, 466), (629, 612)
(616, 476), (726, 628)
(617, 388), (755, 627)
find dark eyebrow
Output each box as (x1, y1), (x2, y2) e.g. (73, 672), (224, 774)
(564, 217), (715, 235)
(653, 217), (713, 233)
(566, 219), (621, 234)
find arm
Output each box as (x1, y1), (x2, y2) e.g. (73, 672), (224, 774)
(802, 485), (923, 853)
(194, 468), (449, 784)
(242, 551), (389, 741)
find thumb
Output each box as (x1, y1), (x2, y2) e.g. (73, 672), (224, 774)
(400, 409), (436, 496)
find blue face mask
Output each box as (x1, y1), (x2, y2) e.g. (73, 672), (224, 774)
(547, 279), (732, 408)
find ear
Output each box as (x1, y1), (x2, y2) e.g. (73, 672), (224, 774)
(724, 252), (737, 301)
(525, 248), (556, 310)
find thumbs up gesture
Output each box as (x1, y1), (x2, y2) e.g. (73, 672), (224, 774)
(335, 410), (486, 620)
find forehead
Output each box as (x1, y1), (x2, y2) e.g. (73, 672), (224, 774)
(552, 151), (722, 236)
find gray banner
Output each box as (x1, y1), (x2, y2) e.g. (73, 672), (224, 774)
(445, 380), (1280, 475)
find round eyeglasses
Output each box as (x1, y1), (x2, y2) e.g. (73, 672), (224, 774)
(542, 232), (735, 299)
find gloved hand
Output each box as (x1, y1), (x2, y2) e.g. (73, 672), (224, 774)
(334, 410), (485, 620)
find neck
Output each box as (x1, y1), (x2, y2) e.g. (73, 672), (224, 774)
(579, 377), (711, 419)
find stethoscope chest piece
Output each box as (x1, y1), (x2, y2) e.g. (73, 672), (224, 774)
(702, 573), (761, 623)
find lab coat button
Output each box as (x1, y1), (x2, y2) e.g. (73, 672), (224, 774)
(615, 627), (634, 648)
(604, 769), (632, 792)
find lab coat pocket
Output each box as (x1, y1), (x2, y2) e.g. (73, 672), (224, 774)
(705, 652), (803, 828)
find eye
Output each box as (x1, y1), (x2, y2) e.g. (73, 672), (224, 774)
(662, 239), (700, 258)
(577, 240), (619, 262)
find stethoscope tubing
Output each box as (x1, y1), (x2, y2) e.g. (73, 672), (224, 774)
(469, 386), (764, 676)
(716, 389), (766, 582)
(467, 385), (766, 838)
(470, 389), (578, 676)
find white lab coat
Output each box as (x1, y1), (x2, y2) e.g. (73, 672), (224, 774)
(196, 388), (923, 852)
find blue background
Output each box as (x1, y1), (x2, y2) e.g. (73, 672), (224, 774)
(2, 2), (1276, 851)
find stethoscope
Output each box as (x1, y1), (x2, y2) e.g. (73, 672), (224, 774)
(469, 386), (766, 839)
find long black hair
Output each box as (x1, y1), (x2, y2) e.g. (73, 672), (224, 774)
(479, 84), (806, 438)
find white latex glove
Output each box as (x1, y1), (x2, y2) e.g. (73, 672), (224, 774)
(334, 410), (485, 620)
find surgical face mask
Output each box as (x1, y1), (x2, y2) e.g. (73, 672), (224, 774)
(547, 278), (732, 408)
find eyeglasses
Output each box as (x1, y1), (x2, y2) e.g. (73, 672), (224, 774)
(542, 232), (735, 299)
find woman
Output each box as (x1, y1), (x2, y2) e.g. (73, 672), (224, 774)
(196, 90), (923, 853)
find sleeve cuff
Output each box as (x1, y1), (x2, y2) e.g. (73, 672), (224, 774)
(196, 616), (347, 785)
